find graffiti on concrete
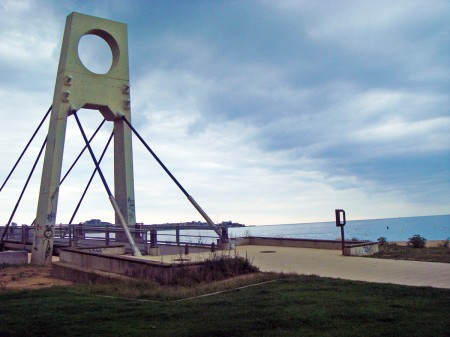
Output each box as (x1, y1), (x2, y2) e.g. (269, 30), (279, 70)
(127, 197), (135, 221)
(43, 225), (53, 261)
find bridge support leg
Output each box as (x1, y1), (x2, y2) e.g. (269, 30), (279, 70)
(31, 12), (137, 264)
(31, 95), (68, 264)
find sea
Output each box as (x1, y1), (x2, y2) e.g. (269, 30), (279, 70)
(156, 214), (450, 245)
(227, 214), (450, 242)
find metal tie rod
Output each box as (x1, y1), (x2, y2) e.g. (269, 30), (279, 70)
(0, 105), (51, 192)
(60, 118), (106, 185)
(0, 136), (48, 248)
(26, 119), (108, 228)
(69, 130), (114, 224)
(73, 112), (142, 256)
(119, 113), (221, 238)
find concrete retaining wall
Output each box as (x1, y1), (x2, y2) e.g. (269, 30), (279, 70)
(52, 261), (137, 284)
(53, 247), (203, 284)
(76, 245), (126, 255)
(0, 250), (28, 265)
(1, 242), (68, 255)
(234, 237), (379, 256)
(235, 237), (352, 250)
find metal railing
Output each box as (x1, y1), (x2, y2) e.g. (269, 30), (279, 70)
(0, 224), (229, 252)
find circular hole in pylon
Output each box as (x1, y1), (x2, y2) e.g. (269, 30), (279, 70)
(78, 34), (113, 74)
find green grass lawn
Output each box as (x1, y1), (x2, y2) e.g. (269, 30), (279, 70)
(0, 275), (449, 337)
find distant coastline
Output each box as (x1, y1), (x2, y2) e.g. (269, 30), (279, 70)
(150, 220), (246, 228)
(83, 219), (245, 228)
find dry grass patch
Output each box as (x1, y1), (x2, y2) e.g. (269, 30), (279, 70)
(370, 243), (450, 263)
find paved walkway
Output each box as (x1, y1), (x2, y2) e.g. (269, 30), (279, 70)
(235, 245), (450, 289)
(141, 245), (450, 289)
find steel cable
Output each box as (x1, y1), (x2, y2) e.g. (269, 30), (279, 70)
(74, 112), (142, 256)
(0, 136), (48, 247)
(0, 106), (51, 192)
(69, 130), (114, 224)
(60, 119), (106, 185)
(119, 115), (221, 238)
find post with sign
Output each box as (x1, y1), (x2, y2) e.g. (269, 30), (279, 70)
(335, 209), (346, 255)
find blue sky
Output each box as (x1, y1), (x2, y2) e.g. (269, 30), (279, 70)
(0, 0), (449, 226)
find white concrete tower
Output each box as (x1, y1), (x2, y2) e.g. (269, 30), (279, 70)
(31, 12), (136, 265)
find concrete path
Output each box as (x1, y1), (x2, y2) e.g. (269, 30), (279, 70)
(235, 245), (450, 289)
(137, 245), (450, 289)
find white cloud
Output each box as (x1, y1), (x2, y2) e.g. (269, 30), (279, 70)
(1, 1), (449, 227)
(351, 116), (450, 153)
(0, 31), (56, 63)
(0, 0), (59, 66)
(0, 0), (31, 13)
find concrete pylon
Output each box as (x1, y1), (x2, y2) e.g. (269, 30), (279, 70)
(31, 12), (136, 265)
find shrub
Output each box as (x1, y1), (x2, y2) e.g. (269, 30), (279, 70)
(168, 254), (260, 286)
(439, 238), (449, 248)
(407, 234), (427, 248)
(377, 237), (387, 246)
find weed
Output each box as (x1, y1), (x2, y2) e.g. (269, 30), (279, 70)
(439, 238), (449, 248)
(168, 253), (259, 287)
(377, 237), (387, 246)
(80, 272), (278, 301)
(369, 244), (450, 263)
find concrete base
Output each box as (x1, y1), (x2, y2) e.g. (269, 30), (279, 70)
(217, 242), (232, 250)
(344, 242), (379, 256)
(146, 247), (160, 256)
(52, 247), (204, 284)
(0, 250), (28, 265)
(52, 261), (136, 284)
